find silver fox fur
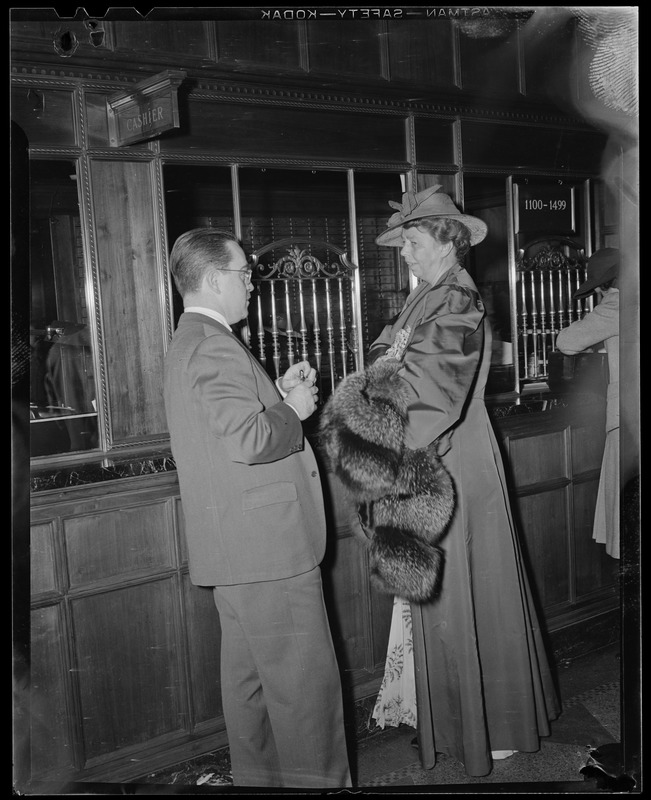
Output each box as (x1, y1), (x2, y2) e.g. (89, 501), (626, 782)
(319, 358), (455, 602)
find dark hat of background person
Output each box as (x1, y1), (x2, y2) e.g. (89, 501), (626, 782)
(572, 248), (620, 300)
(263, 312), (302, 338)
(375, 185), (488, 247)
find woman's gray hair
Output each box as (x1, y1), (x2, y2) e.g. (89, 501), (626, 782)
(404, 217), (472, 261)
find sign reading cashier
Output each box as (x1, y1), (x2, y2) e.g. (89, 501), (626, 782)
(106, 70), (186, 147)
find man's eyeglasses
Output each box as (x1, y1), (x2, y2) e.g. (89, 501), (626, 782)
(213, 267), (253, 283)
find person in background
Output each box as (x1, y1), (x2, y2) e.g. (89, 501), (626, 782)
(367, 186), (560, 777)
(556, 248), (620, 558)
(163, 228), (351, 789)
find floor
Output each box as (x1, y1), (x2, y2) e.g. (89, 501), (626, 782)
(135, 641), (633, 794)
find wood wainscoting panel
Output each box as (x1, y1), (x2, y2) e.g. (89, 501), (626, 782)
(175, 496), (188, 566)
(571, 420), (607, 474)
(368, 581), (394, 669)
(512, 486), (571, 610)
(572, 478), (619, 598)
(69, 577), (187, 764)
(495, 407), (618, 636)
(322, 529), (374, 682)
(29, 604), (77, 776)
(506, 428), (568, 489)
(181, 575), (224, 729)
(320, 466), (392, 695)
(30, 521), (59, 596)
(63, 500), (176, 588)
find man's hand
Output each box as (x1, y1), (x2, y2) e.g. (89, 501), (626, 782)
(281, 362), (318, 420)
(279, 361), (317, 394)
(284, 381), (318, 420)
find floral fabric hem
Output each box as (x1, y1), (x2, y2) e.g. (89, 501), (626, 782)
(372, 596), (417, 729)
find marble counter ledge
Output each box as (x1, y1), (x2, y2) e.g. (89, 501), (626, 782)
(30, 389), (605, 493)
(30, 450), (177, 493)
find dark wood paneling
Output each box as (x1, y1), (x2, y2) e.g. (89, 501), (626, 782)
(573, 479), (618, 597)
(112, 21), (213, 58)
(63, 500), (176, 587)
(461, 120), (608, 172)
(512, 487), (570, 608)
(215, 21), (303, 71)
(387, 20), (455, 86)
(30, 522), (58, 595)
(508, 428), (567, 487)
(522, 13), (577, 102)
(306, 21), (384, 78)
(369, 583), (394, 667)
(176, 497), (189, 565)
(458, 18), (520, 96)
(162, 101), (409, 164)
(320, 467), (390, 688)
(413, 117), (456, 165)
(26, 402), (618, 784)
(182, 576), (224, 728)
(324, 532), (372, 676)
(497, 409), (617, 631)
(572, 421), (606, 473)
(70, 578), (186, 762)
(90, 160), (169, 443)
(30, 605), (76, 775)
(10, 87), (76, 147)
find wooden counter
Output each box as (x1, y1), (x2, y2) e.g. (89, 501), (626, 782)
(22, 399), (618, 787)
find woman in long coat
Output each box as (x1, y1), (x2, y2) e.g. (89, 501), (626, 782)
(366, 186), (560, 777)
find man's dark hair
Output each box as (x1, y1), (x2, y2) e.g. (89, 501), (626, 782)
(170, 228), (239, 297)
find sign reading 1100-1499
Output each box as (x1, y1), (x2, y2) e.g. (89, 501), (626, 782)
(514, 182), (576, 235)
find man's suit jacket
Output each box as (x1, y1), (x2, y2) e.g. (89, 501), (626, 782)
(163, 312), (327, 586)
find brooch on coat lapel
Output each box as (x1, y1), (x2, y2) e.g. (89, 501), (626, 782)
(319, 357), (456, 603)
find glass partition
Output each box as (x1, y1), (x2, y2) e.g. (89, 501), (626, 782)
(163, 164), (234, 325)
(239, 167), (352, 399)
(29, 160), (99, 457)
(462, 174), (515, 394)
(162, 165), (411, 400)
(509, 176), (592, 390)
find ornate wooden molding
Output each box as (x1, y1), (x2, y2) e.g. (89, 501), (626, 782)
(11, 64), (593, 129)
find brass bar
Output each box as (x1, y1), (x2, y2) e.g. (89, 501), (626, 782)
(529, 269), (538, 377)
(284, 280), (295, 367)
(256, 293), (266, 368)
(270, 280), (280, 379)
(566, 267), (575, 323)
(311, 279), (322, 376)
(338, 277), (348, 379)
(325, 280), (336, 390)
(347, 168), (365, 372)
(519, 271), (529, 382)
(547, 269), (557, 347)
(572, 267), (582, 320)
(556, 270), (565, 332)
(538, 269), (547, 373)
(298, 282), (309, 363)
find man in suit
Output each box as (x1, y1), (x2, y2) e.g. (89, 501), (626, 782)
(163, 228), (351, 789)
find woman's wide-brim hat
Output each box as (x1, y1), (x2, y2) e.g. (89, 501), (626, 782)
(572, 247), (620, 299)
(375, 185), (488, 247)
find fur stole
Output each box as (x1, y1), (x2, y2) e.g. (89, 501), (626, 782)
(319, 358), (455, 602)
